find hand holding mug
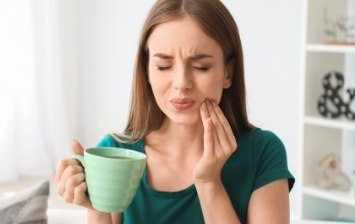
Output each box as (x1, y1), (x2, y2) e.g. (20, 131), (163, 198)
(56, 139), (146, 213)
(55, 140), (93, 209)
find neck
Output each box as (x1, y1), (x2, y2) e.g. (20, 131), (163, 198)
(146, 119), (204, 156)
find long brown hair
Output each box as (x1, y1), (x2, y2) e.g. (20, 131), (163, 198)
(121, 0), (252, 142)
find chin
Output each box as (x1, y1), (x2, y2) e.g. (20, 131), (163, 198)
(168, 114), (201, 126)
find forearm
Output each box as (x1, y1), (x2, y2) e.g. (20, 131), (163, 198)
(195, 180), (241, 224)
(87, 209), (112, 224)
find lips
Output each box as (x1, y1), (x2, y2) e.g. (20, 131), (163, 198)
(170, 98), (195, 110)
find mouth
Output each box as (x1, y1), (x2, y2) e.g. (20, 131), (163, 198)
(170, 98), (195, 110)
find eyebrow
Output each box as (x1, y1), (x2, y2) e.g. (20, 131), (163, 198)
(152, 53), (173, 59)
(152, 53), (213, 60)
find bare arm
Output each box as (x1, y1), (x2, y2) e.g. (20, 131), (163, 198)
(196, 178), (290, 224)
(111, 213), (122, 224)
(87, 210), (112, 224)
(247, 179), (290, 224)
(194, 100), (241, 223)
(195, 181), (241, 224)
(196, 101), (290, 223)
(87, 211), (122, 224)
(87, 212), (121, 224)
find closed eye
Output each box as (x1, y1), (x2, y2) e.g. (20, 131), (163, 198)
(157, 66), (171, 71)
(194, 66), (210, 72)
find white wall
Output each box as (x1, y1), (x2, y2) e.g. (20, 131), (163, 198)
(75, 1), (152, 145)
(223, 0), (302, 217)
(75, 0), (302, 218)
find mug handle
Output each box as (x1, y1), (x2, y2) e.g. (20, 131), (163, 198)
(71, 154), (85, 167)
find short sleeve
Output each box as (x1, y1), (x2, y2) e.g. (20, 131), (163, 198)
(252, 131), (295, 191)
(95, 134), (145, 153)
(96, 134), (117, 147)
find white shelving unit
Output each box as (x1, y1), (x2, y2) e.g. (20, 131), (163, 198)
(300, 0), (355, 221)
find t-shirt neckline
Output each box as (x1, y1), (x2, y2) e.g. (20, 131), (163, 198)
(136, 138), (197, 197)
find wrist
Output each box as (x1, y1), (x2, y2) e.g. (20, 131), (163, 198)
(87, 209), (112, 224)
(195, 179), (224, 195)
(195, 179), (241, 224)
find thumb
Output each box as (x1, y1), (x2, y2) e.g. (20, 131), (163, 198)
(71, 139), (84, 155)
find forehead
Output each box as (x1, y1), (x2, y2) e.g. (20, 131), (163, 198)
(147, 16), (223, 56)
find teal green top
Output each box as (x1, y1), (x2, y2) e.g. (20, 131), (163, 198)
(97, 127), (295, 224)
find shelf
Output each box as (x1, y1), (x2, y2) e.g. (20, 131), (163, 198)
(306, 44), (355, 53)
(304, 116), (355, 131)
(300, 0), (355, 221)
(303, 186), (355, 207)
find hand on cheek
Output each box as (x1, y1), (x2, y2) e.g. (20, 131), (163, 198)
(193, 99), (238, 184)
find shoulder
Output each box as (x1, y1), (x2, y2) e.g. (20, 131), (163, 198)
(238, 127), (284, 150)
(239, 127), (294, 191)
(233, 127), (288, 172)
(96, 133), (145, 152)
(241, 127), (286, 163)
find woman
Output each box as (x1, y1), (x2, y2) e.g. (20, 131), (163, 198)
(56, 0), (295, 223)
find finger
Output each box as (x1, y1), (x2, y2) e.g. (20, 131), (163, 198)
(211, 121), (220, 155)
(72, 139), (85, 155)
(203, 118), (214, 157)
(55, 158), (81, 182)
(73, 182), (92, 208)
(61, 163), (84, 182)
(211, 101), (237, 150)
(55, 159), (66, 183)
(200, 101), (210, 128)
(57, 163), (84, 195)
(64, 172), (85, 203)
(206, 100), (226, 147)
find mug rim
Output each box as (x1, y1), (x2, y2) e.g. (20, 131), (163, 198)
(85, 147), (146, 161)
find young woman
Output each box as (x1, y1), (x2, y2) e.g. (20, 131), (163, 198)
(56, 0), (295, 223)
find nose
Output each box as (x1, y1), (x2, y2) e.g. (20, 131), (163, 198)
(173, 66), (192, 91)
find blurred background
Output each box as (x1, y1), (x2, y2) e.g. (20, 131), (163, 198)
(1, 0), (354, 222)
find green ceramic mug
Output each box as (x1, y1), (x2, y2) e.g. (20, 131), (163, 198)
(72, 147), (146, 213)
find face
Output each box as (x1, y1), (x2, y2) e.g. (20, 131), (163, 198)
(146, 16), (231, 126)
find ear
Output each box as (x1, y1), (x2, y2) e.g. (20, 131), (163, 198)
(223, 60), (233, 89)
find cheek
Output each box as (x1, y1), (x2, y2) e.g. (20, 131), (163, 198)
(148, 63), (154, 76)
(149, 80), (162, 98)
(211, 88), (224, 104)
(148, 74), (169, 102)
(202, 79), (225, 103)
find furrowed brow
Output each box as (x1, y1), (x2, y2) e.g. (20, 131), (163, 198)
(152, 53), (213, 60)
(189, 54), (213, 60)
(152, 53), (173, 59)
